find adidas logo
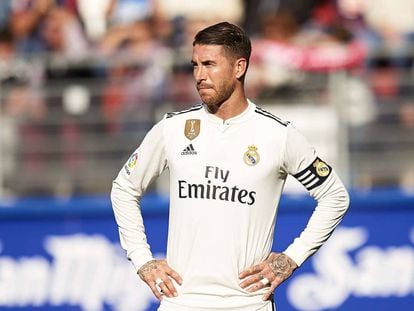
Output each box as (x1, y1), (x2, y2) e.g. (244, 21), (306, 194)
(181, 144), (197, 155)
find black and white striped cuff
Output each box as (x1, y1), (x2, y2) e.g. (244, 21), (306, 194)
(293, 157), (332, 191)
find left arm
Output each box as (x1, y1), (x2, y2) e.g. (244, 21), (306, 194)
(239, 125), (350, 300)
(283, 167), (350, 266)
(239, 170), (349, 300)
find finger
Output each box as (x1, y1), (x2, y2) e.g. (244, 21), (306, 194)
(246, 277), (270, 293)
(157, 279), (176, 298)
(239, 272), (265, 289)
(239, 276), (257, 289)
(148, 282), (164, 301)
(262, 282), (278, 301)
(158, 260), (183, 286)
(164, 277), (180, 297)
(239, 263), (264, 279)
(166, 266), (183, 285)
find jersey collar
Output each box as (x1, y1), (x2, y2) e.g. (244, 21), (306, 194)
(203, 99), (256, 125)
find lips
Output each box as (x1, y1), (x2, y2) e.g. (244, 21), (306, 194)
(197, 83), (212, 90)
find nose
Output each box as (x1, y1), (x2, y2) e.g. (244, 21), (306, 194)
(194, 65), (205, 83)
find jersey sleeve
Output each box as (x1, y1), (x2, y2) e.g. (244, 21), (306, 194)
(281, 124), (317, 177)
(281, 124), (350, 266)
(111, 118), (168, 271)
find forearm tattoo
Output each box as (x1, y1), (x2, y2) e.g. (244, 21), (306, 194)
(268, 253), (296, 281)
(138, 260), (158, 279)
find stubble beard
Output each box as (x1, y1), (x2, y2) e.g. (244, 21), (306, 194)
(200, 81), (236, 114)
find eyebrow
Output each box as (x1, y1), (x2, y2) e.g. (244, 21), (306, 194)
(191, 60), (216, 66)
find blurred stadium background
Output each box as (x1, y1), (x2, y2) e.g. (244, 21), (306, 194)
(0, 0), (413, 310)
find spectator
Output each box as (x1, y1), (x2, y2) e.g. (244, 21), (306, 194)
(98, 18), (158, 59)
(76, 0), (115, 41)
(40, 6), (89, 60)
(153, 0), (244, 55)
(101, 64), (127, 133)
(8, 0), (90, 59)
(164, 62), (199, 110)
(154, 0), (243, 25)
(242, 0), (318, 35)
(109, 0), (153, 25)
(8, 0), (53, 56)
(338, 0), (414, 68)
(0, 0), (11, 28)
(0, 25), (45, 121)
(0, 26), (14, 65)
(99, 18), (170, 134)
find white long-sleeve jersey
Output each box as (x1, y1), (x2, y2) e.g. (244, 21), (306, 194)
(111, 101), (350, 311)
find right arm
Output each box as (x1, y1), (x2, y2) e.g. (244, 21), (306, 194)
(111, 119), (181, 299)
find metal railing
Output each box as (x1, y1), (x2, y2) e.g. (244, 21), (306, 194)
(1, 54), (414, 197)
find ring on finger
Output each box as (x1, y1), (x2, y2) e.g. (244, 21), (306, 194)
(260, 277), (270, 286)
(155, 278), (163, 287)
(258, 273), (264, 280)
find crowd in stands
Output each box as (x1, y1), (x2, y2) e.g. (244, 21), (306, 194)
(0, 0), (414, 193)
(0, 0), (413, 112)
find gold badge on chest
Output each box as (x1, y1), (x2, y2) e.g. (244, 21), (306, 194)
(243, 145), (260, 166)
(184, 119), (200, 140)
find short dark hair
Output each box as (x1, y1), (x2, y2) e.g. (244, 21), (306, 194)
(193, 22), (252, 66)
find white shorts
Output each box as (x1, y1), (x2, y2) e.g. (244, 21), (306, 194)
(158, 300), (275, 311)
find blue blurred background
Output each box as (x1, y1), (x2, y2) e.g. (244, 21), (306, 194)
(0, 0), (413, 310)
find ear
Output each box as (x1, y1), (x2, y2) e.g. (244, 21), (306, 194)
(235, 58), (248, 80)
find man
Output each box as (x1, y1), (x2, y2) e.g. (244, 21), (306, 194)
(111, 22), (349, 310)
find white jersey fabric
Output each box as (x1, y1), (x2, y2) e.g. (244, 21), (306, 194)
(111, 100), (349, 311)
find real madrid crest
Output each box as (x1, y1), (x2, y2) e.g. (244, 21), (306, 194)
(184, 119), (200, 140)
(313, 159), (330, 177)
(243, 145), (260, 166)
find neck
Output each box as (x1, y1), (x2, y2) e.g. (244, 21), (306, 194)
(207, 93), (249, 121)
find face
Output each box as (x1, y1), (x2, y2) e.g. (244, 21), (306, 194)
(191, 44), (238, 108)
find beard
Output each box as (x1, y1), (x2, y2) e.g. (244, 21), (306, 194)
(198, 80), (236, 114)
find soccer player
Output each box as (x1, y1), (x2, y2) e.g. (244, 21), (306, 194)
(111, 22), (350, 310)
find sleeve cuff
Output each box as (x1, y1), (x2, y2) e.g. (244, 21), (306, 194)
(283, 242), (311, 267)
(128, 250), (155, 272)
